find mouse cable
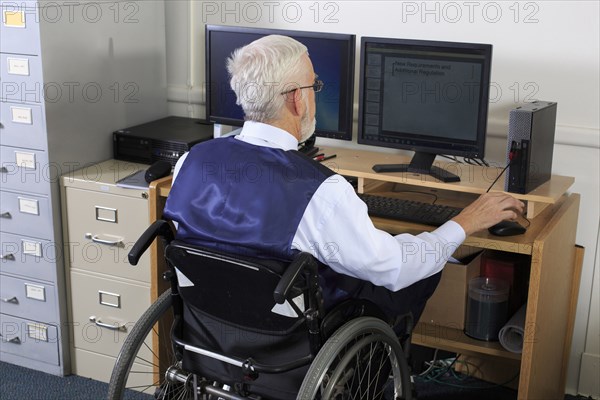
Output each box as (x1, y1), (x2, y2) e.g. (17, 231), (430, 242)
(486, 141), (518, 193)
(485, 143), (532, 228)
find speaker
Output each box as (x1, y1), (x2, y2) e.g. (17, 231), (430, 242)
(505, 101), (557, 194)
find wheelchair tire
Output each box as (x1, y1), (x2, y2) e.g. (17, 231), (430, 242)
(107, 288), (181, 400)
(296, 316), (413, 400)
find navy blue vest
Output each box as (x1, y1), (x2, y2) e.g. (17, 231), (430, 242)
(163, 137), (334, 262)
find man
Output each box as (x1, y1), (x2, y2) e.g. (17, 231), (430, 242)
(163, 35), (524, 330)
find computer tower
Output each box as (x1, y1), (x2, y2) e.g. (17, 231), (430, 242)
(505, 101), (557, 194)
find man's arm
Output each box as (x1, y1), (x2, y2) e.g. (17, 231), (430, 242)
(292, 177), (525, 292)
(293, 177), (463, 291)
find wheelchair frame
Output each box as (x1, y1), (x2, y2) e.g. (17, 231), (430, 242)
(107, 220), (413, 400)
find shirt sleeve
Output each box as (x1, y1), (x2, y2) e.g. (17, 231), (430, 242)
(291, 175), (466, 292)
(169, 152), (189, 230)
(172, 152), (188, 183)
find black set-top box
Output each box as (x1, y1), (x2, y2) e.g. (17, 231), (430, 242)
(504, 101), (557, 194)
(113, 116), (213, 166)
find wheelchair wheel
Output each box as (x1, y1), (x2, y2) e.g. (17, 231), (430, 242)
(107, 289), (190, 400)
(297, 316), (412, 400)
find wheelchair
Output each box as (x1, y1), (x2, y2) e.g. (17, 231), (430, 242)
(107, 220), (414, 400)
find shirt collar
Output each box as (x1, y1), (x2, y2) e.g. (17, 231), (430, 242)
(235, 121), (299, 151)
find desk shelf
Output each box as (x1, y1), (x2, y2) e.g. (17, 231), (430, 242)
(320, 146), (574, 218)
(369, 190), (570, 255)
(413, 322), (521, 361)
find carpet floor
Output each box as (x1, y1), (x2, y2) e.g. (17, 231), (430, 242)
(0, 361), (589, 399)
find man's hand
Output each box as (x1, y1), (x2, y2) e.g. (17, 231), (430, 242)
(452, 192), (525, 236)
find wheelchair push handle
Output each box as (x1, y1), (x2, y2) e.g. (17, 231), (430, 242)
(273, 252), (317, 304)
(128, 220), (174, 266)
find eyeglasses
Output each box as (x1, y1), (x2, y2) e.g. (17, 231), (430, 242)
(280, 79), (324, 95)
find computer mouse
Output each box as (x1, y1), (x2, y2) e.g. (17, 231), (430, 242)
(145, 160), (172, 183)
(488, 220), (527, 236)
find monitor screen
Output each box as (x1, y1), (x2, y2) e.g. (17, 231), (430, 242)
(206, 25), (355, 141)
(358, 37), (492, 181)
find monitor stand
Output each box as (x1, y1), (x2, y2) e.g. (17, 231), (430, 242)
(299, 134), (318, 156)
(372, 151), (461, 183)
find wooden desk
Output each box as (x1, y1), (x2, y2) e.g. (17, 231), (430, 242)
(148, 146), (583, 400)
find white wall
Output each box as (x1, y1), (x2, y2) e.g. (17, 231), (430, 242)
(164, 1), (600, 396)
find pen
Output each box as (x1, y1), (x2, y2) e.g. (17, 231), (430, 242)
(312, 153), (325, 159)
(318, 154), (337, 162)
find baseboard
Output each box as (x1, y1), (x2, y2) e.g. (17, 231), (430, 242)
(578, 352), (600, 398)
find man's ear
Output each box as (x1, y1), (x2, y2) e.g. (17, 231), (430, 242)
(290, 89), (305, 117)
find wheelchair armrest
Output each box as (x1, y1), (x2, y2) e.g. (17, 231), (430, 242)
(273, 252), (317, 304)
(128, 220), (175, 266)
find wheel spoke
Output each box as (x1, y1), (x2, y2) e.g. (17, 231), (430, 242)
(298, 317), (412, 400)
(108, 289), (182, 399)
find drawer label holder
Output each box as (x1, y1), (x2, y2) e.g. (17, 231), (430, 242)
(98, 290), (121, 308)
(95, 206), (118, 223)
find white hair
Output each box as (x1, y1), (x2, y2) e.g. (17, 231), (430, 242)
(226, 35), (308, 122)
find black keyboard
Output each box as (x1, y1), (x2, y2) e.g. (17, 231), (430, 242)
(357, 193), (463, 227)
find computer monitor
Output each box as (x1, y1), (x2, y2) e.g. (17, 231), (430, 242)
(206, 25), (355, 141)
(358, 37), (493, 182)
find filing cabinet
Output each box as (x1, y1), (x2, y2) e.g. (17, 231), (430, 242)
(0, 1), (167, 375)
(61, 159), (153, 385)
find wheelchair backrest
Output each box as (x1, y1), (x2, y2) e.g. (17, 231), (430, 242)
(165, 241), (307, 334)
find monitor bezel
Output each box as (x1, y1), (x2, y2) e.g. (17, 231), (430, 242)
(357, 36), (493, 159)
(205, 24), (356, 141)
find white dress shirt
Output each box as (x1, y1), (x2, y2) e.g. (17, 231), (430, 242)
(174, 121), (466, 292)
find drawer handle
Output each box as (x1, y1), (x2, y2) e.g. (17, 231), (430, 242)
(0, 212), (12, 219)
(1, 296), (18, 304)
(0, 253), (16, 261)
(0, 335), (21, 345)
(89, 316), (127, 332)
(85, 233), (124, 247)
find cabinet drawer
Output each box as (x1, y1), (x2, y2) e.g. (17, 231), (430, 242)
(0, 313), (59, 366)
(0, 274), (56, 323)
(0, 190), (52, 239)
(0, 53), (43, 103)
(65, 187), (150, 282)
(70, 270), (150, 357)
(0, 1), (41, 55)
(72, 347), (152, 387)
(0, 101), (46, 149)
(0, 231), (55, 282)
(1, 145), (50, 193)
